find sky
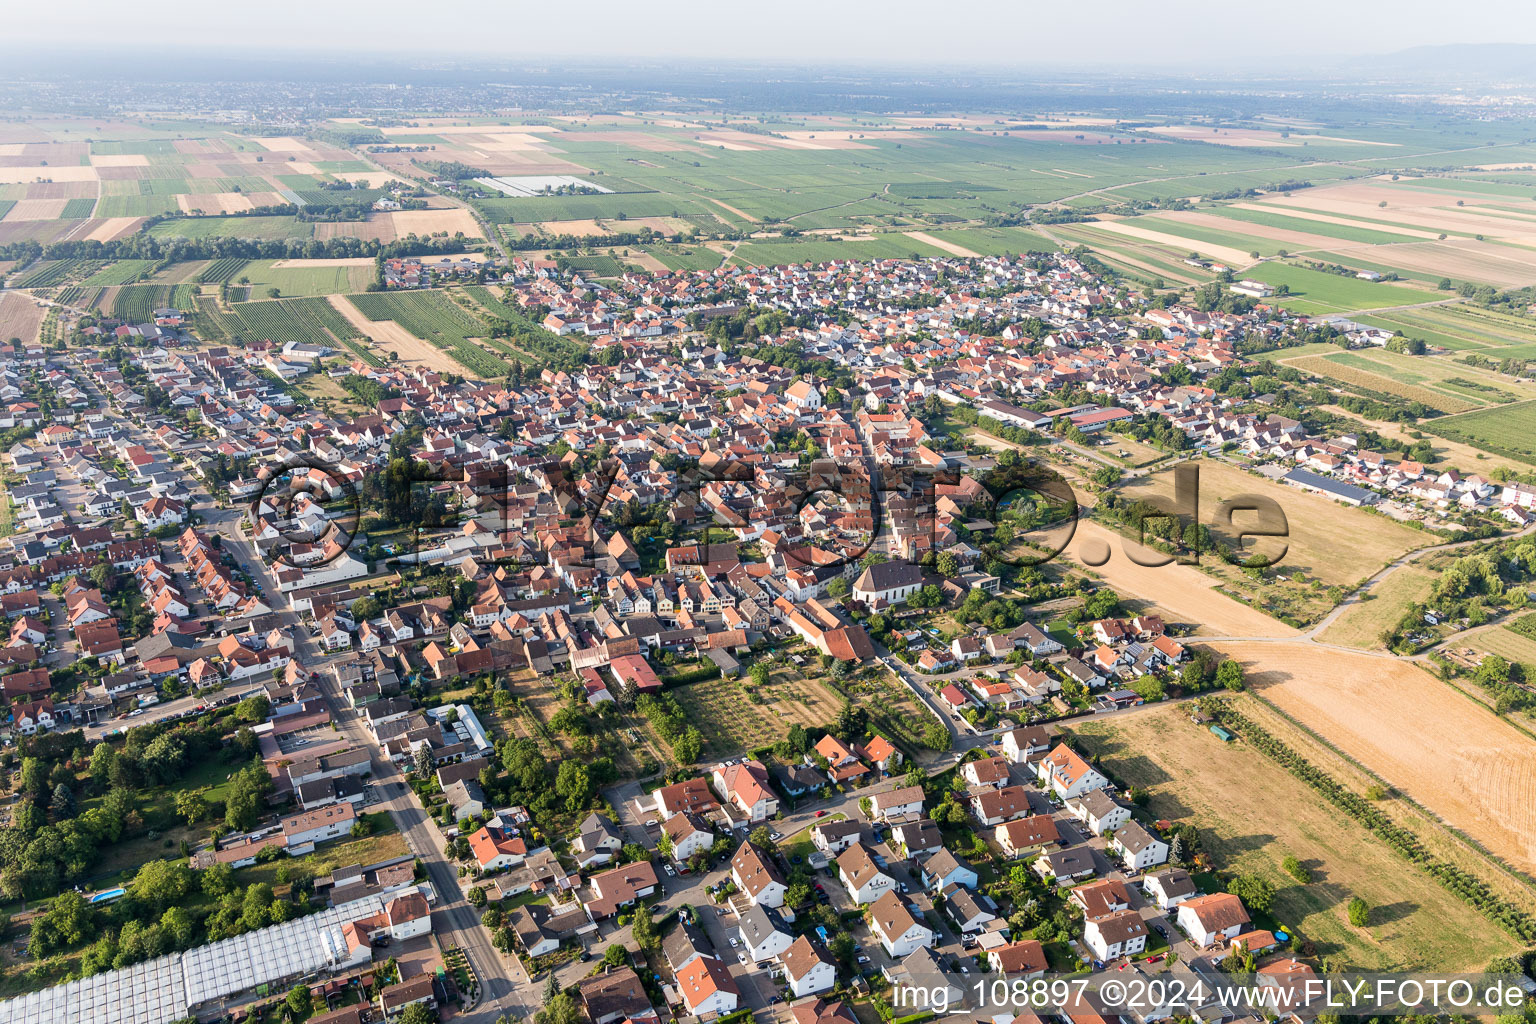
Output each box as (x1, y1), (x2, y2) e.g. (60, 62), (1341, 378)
(5, 0), (1536, 68)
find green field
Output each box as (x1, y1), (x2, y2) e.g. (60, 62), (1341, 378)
(83, 260), (158, 286)
(728, 232), (946, 267)
(112, 284), (173, 322)
(1243, 263), (1445, 314)
(60, 198), (96, 219)
(197, 258), (249, 284)
(1422, 401), (1536, 466)
(228, 259), (375, 296)
(1361, 304), (1536, 359)
(346, 289), (508, 377)
(95, 195), (179, 218)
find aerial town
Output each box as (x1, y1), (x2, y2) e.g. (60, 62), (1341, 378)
(0, 25), (1535, 1024)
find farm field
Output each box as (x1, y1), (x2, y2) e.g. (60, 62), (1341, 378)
(228, 257), (376, 296)
(1361, 304), (1536, 358)
(327, 293), (483, 375)
(147, 215), (311, 240)
(1072, 702), (1520, 970)
(1117, 458), (1428, 592)
(0, 292), (45, 345)
(1215, 639), (1536, 873)
(667, 671), (841, 757)
(345, 288), (509, 377)
(1422, 401), (1536, 466)
(1241, 262), (1446, 314)
(727, 232), (948, 267)
(1463, 625), (1536, 669)
(1316, 565), (1438, 649)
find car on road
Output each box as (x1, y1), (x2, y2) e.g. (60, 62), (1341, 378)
(128, 709), (144, 717)
(728, 937), (739, 947)
(814, 809), (827, 817)
(662, 864), (674, 876)
(1146, 954), (1164, 964)
(643, 819), (658, 828)
(769, 831), (782, 840)
(578, 950), (591, 962)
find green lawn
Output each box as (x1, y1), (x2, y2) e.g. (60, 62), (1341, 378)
(1242, 263), (1445, 314)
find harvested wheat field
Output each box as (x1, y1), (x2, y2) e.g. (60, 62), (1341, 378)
(1088, 217), (1255, 266)
(0, 292), (46, 345)
(178, 192), (257, 215)
(1214, 640), (1536, 872)
(1064, 519), (1299, 637)
(2, 199), (66, 221)
(82, 217), (143, 242)
(325, 295), (461, 374)
(389, 208), (481, 238)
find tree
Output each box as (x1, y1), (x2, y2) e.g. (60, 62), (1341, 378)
(749, 826), (777, 855)
(603, 943), (628, 967)
(1215, 659), (1245, 692)
(466, 886), (487, 908)
(535, 992), (581, 1024)
(1347, 896), (1370, 927)
(398, 1004), (438, 1024)
(50, 782), (77, 819)
(414, 743), (435, 780)
(555, 760), (592, 811)
(631, 904), (658, 951)
(750, 662), (771, 687)
(175, 789), (206, 827)
(234, 695), (270, 723)
(1282, 855), (1311, 883)
(936, 551), (960, 578)
(224, 764), (271, 831)
(285, 983), (314, 1021)
(1228, 874), (1274, 913)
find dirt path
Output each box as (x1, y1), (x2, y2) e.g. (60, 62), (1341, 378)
(904, 231), (978, 257)
(706, 197), (759, 223)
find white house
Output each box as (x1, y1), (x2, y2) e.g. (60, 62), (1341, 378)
(676, 954), (740, 1017)
(732, 840), (787, 908)
(869, 785), (925, 822)
(663, 812), (715, 864)
(869, 891), (934, 959)
(738, 904), (793, 963)
(838, 843), (896, 905)
(781, 935), (837, 998)
(1111, 821), (1169, 872)
(1084, 908), (1149, 961)
(1177, 893), (1251, 947)
(1068, 790), (1132, 835)
(851, 561), (924, 607)
(1144, 868), (1198, 911)
(1037, 745), (1110, 801)
(1000, 725), (1052, 764)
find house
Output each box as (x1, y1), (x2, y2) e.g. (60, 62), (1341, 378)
(654, 777), (719, 819)
(1257, 958), (1320, 1014)
(1143, 867), (1198, 910)
(851, 561), (924, 606)
(837, 843), (896, 904)
(1034, 846), (1097, 884)
(995, 815), (1059, 858)
(1111, 821), (1169, 871)
(811, 819), (866, 856)
(467, 825), (528, 872)
(444, 779), (486, 821)
(738, 903), (794, 962)
(662, 919), (717, 974)
(882, 948), (963, 1010)
(869, 785), (925, 822)
(1071, 879), (1132, 920)
(378, 976), (436, 1021)
(988, 939), (1047, 979)
(713, 759), (779, 822)
(942, 883), (997, 933)
(960, 756), (1011, 789)
(1084, 908), (1149, 961)
(579, 968), (654, 1024)
(663, 811), (715, 864)
(919, 847), (978, 893)
(572, 812), (625, 869)
(971, 785), (1033, 827)
(1067, 789), (1131, 835)
(951, 635), (984, 662)
(1177, 892), (1251, 947)
(869, 890), (934, 958)
(732, 840), (788, 908)
(1037, 745), (1110, 801)
(790, 998), (860, 1024)
(813, 734), (869, 783)
(857, 734), (902, 773)
(782, 934), (837, 997)
(676, 954), (741, 1017)
(584, 860), (660, 920)
(1001, 725), (1053, 764)
(1011, 622), (1063, 656)
(281, 802), (355, 851)
(890, 819), (943, 858)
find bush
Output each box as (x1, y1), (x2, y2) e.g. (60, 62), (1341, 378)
(1347, 896), (1370, 927)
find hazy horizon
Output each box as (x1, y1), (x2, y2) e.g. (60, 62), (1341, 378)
(8, 0), (1536, 71)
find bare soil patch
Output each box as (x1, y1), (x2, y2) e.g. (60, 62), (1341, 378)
(1064, 519), (1299, 637)
(0, 292), (46, 345)
(388, 208), (482, 238)
(2, 199), (66, 221)
(325, 294), (461, 373)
